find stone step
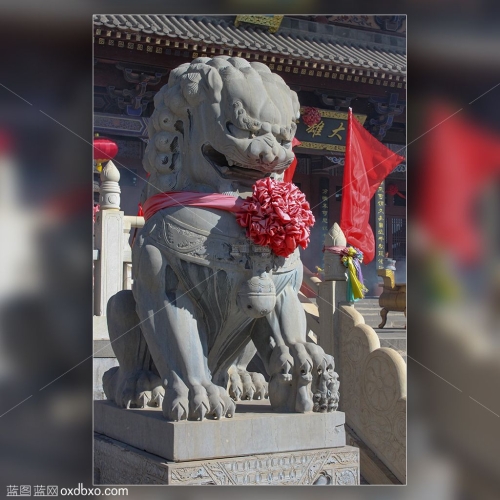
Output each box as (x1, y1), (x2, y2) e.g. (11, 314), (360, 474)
(353, 298), (406, 330)
(360, 315), (406, 329)
(375, 329), (406, 351)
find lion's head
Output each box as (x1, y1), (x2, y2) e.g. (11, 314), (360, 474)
(142, 56), (300, 201)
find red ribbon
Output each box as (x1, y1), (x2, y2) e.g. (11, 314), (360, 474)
(142, 191), (243, 220)
(140, 178), (315, 258)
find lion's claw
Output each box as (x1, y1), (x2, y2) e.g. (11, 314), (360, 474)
(228, 370), (268, 402)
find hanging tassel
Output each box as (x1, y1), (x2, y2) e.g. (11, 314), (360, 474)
(341, 247), (368, 300)
(323, 244), (368, 300)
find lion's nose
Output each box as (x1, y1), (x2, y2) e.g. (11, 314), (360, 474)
(259, 151), (277, 164)
(248, 137), (278, 165)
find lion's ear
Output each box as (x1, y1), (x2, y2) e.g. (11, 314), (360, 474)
(180, 72), (204, 106)
(204, 67), (223, 103)
(180, 67), (222, 106)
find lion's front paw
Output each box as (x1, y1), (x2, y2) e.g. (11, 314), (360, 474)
(103, 367), (164, 409)
(228, 370), (268, 401)
(163, 376), (236, 421)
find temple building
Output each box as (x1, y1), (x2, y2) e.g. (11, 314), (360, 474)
(93, 15), (406, 292)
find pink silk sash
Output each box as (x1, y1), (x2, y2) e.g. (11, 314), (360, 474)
(143, 191), (243, 221)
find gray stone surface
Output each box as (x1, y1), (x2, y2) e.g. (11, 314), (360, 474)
(93, 340), (114, 358)
(94, 400), (346, 462)
(93, 315), (109, 340)
(94, 432), (359, 485)
(94, 358), (119, 400)
(103, 57), (339, 421)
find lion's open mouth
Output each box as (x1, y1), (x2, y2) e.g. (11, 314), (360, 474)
(202, 144), (281, 181)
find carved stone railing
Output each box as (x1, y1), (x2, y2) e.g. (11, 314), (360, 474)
(337, 305), (406, 483)
(314, 223), (407, 484)
(93, 161), (144, 316)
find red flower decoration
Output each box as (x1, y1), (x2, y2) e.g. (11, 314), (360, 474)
(302, 107), (322, 127)
(236, 178), (315, 258)
(386, 183), (399, 196)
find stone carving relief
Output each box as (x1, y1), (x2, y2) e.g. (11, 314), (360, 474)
(95, 435), (359, 485)
(102, 57), (340, 421)
(338, 290), (406, 482)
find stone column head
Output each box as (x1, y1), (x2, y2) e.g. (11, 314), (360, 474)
(100, 160), (121, 210)
(324, 223), (348, 282)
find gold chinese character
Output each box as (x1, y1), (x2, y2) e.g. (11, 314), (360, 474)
(378, 216), (384, 221)
(322, 218), (328, 223)
(322, 211), (328, 216)
(322, 189), (328, 194)
(306, 120), (325, 137)
(378, 243), (384, 249)
(328, 122), (345, 140)
(321, 196), (328, 201)
(377, 201), (384, 206)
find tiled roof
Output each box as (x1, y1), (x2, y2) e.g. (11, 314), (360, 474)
(94, 15), (406, 77)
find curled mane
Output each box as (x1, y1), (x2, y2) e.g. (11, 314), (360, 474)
(142, 56), (300, 202)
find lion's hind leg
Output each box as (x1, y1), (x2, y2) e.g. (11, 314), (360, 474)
(102, 290), (164, 409)
(133, 241), (235, 421)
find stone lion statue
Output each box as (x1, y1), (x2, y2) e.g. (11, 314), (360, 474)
(103, 56), (339, 421)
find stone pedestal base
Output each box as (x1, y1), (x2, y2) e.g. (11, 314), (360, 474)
(94, 400), (346, 462)
(95, 433), (360, 485)
(94, 399), (359, 485)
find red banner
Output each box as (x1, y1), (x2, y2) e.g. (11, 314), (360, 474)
(340, 109), (404, 263)
(417, 104), (500, 263)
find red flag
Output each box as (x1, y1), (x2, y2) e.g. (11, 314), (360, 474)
(340, 108), (404, 263)
(417, 104), (500, 263)
(283, 137), (301, 183)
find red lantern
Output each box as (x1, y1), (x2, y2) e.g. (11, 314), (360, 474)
(94, 136), (118, 172)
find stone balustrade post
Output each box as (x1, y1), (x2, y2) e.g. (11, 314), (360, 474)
(317, 223), (353, 361)
(94, 161), (124, 316)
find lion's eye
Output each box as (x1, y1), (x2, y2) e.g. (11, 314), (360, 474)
(227, 122), (253, 140)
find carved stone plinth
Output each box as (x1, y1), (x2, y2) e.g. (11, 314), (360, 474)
(94, 400), (346, 463)
(94, 433), (359, 486)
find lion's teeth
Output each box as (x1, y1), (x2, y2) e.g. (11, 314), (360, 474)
(228, 159), (234, 166)
(219, 166), (229, 173)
